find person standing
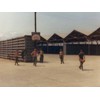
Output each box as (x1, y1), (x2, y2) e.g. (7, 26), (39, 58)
(79, 50), (85, 71)
(39, 50), (44, 63)
(15, 50), (19, 66)
(21, 49), (27, 62)
(59, 49), (64, 64)
(31, 49), (38, 66)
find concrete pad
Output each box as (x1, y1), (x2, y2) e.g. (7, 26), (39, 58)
(0, 54), (100, 87)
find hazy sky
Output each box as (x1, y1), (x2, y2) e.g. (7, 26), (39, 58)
(0, 12), (100, 40)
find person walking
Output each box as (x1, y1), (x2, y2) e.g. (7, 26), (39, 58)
(15, 50), (19, 66)
(39, 50), (44, 63)
(59, 49), (64, 64)
(79, 50), (85, 71)
(31, 49), (38, 66)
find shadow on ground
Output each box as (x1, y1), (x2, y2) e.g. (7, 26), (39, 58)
(83, 69), (94, 71)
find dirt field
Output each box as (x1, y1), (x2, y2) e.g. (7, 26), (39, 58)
(0, 54), (100, 87)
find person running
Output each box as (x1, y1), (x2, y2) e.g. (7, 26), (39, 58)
(15, 50), (19, 66)
(31, 49), (38, 66)
(79, 50), (85, 71)
(39, 50), (44, 63)
(59, 49), (64, 64)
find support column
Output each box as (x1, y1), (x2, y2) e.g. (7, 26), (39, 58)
(34, 12), (37, 32)
(63, 41), (66, 55)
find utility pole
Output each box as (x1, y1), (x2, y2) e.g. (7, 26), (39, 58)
(34, 12), (37, 32)
(32, 12), (40, 50)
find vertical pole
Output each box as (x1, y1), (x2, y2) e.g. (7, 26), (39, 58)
(34, 12), (37, 32)
(63, 41), (66, 55)
(96, 40), (98, 55)
(88, 41), (90, 55)
(47, 42), (49, 54)
(34, 12), (37, 49)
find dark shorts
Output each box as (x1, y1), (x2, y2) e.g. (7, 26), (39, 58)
(33, 57), (37, 62)
(60, 56), (63, 59)
(15, 57), (18, 61)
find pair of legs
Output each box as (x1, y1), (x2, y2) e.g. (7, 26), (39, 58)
(79, 61), (84, 70)
(15, 57), (19, 66)
(33, 57), (37, 66)
(40, 55), (44, 63)
(60, 56), (64, 64)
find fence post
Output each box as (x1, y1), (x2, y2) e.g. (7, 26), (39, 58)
(63, 41), (66, 55)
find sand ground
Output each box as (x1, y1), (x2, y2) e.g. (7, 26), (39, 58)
(0, 54), (100, 87)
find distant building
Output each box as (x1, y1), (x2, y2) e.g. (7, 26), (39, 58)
(0, 28), (100, 62)
(64, 30), (88, 55)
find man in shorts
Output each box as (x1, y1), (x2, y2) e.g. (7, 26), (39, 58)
(15, 50), (19, 66)
(31, 49), (38, 66)
(59, 49), (64, 64)
(79, 50), (85, 71)
(39, 49), (44, 63)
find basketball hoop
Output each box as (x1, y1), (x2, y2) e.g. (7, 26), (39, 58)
(32, 32), (40, 41)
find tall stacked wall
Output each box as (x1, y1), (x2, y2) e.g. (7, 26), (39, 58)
(0, 35), (34, 62)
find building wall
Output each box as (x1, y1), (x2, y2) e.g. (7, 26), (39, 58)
(66, 44), (88, 55)
(66, 43), (100, 55)
(0, 36), (35, 62)
(24, 36), (34, 62)
(0, 35), (100, 62)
